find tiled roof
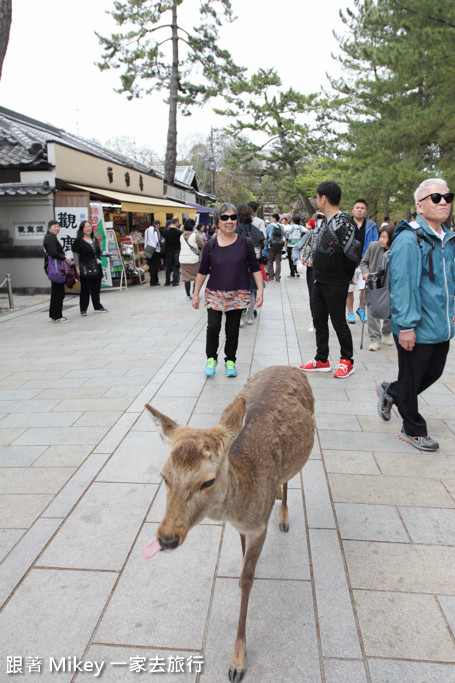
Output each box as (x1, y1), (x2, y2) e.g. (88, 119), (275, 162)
(0, 107), (154, 175)
(0, 182), (54, 197)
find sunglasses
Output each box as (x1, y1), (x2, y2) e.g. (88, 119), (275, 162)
(219, 214), (238, 222)
(419, 192), (454, 204)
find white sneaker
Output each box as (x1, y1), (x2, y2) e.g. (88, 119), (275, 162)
(239, 319), (244, 328)
(307, 323), (315, 332)
(246, 318), (253, 325)
(52, 317), (69, 323)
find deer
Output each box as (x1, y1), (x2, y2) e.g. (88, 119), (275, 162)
(145, 365), (315, 682)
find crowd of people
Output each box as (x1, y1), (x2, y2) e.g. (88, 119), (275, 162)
(43, 178), (455, 452)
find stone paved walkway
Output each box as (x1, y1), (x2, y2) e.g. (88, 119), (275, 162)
(0, 264), (455, 683)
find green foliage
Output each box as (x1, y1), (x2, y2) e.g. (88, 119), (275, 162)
(327, 0), (455, 214)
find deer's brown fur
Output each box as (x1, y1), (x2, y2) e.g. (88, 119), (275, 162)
(146, 365), (314, 682)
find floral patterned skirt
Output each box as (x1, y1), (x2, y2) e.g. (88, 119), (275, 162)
(205, 288), (250, 312)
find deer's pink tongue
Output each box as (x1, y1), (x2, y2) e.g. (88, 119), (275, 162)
(142, 537), (162, 559)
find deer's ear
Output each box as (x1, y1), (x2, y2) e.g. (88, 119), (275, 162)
(145, 404), (179, 443)
(219, 396), (247, 439)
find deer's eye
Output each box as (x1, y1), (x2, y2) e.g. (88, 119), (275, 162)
(200, 478), (215, 490)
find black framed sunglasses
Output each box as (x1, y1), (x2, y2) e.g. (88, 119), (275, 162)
(219, 214), (238, 221)
(419, 192), (454, 204)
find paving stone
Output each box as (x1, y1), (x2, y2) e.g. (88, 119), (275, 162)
(320, 429), (408, 452)
(218, 488), (310, 580)
(0, 445), (47, 467)
(0, 494), (53, 528)
(0, 467), (74, 494)
(303, 460), (335, 529)
(315, 413), (361, 431)
(95, 523), (222, 649)
(324, 658), (368, 683)
(0, 412), (82, 427)
(93, 412), (140, 453)
(324, 450), (380, 475)
(52, 397), (131, 412)
(42, 452), (111, 518)
(32, 444), (92, 468)
(329, 473), (455, 507)
(315, 400), (378, 416)
(375, 451), (455, 479)
(35, 386), (106, 399)
(73, 410), (124, 427)
(0, 569), (117, 682)
(39, 482), (156, 571)
(0, 518), (61, 607)
(335, 503), (408, 542)
(368, 658), (455, 683)
(344, 540), (455, 594)
(354, 590), (455, 661)
(96, 431), (167, 483)
(0, 427), (26, 444)
(202, 578), (320, 683)
(0, 528), (25, 562)
(309, 529), (362, 658)
(399, 506), (455, 544)
(438, 595), (455, 636)
(13, 426), (108, 446)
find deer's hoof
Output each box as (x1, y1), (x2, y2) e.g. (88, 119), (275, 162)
(279, 522), (289, 532)
(229, 665), (245, 682)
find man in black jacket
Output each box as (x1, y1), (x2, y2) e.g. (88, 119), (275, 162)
(300, 181), (358, 378)
(163, 217), (181, 286)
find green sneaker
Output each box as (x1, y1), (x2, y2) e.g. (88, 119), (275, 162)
(225, 360), (237, 377)
(205, 357), (217, 377)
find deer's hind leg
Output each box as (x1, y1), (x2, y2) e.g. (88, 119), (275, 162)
(229, 528), (267, 683)
(279, 482), (289, 532)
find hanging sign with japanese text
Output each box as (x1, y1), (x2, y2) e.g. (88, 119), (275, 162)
(54, 207), (89, 255)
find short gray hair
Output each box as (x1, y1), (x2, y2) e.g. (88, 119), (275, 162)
(414, 178), (449, 204)
(213, 202), (237, 227)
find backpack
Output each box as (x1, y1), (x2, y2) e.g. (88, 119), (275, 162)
(269, 223), (284, 250)
(368, 225), (434, 319)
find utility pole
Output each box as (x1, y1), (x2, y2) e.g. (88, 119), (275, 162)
(210, 127), (216, 197)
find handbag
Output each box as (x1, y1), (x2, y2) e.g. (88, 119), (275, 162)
(143, 246), (155, 259)
(300, 232), (315, 267)
(46, 257), (66, 284)
(80, 259), (100, 278)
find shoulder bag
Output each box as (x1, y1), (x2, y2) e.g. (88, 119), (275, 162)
(46, 257), (66, 284)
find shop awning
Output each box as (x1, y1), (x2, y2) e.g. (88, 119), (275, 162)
(186, 202), (214, 214)
(67, 183), (193, 214)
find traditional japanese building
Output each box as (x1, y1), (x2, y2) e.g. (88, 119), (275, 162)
(0, 107), (214, 291)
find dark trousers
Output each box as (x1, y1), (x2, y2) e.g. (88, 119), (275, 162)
(184, 281), (195, 296)
(267, 248), (282, 281)
(287, 247), (297, 276)
(80, 274), (102, 312)
(306, 267), (314, 319)
(165, 251), (180, 285)
(206, 308), (243, 363)
(387, 338), (449, 436)
(147, 252), (160, 285)
(49, 282), (65, 320)
(313, 281), (353, 362)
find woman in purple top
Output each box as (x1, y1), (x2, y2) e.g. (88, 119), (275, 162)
(193, 203), (264, 377)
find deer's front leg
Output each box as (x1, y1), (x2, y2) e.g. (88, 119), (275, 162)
(279, 482), (289, 532)
(229, 528), (267, 683)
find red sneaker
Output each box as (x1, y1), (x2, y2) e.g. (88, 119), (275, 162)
(300, 359), (331, 372)
(333, 359), (355, 378)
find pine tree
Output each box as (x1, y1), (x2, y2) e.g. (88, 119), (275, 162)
(97, 0), (243, 186)
(0, 0), (12, 80)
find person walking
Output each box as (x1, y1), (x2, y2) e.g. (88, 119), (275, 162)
(286, 215), (304, 278)
(360, 224), (395, 350)
(192, 203), (264, 377)
(346, 199), (378, 323)
(266, 213), (285, 282)
(144, 220), (161, 286)
(72, 220), (108, 316)
(235, 204), (265, 325)
(179, 219), (204, 300)
(300, 181), (358, 378)
(43, 219), (70, 323)
(376, 178), (455, 451)
(163, 217), (181, 286)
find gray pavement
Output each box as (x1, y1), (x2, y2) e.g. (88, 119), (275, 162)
(1, 263), (455, 683)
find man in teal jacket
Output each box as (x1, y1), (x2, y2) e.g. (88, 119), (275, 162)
(376, 178), (455, 451)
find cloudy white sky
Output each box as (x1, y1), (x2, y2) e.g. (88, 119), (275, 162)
(1, 0), (352, 155)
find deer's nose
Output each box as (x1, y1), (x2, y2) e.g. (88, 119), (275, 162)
(158, 534), (179, 550)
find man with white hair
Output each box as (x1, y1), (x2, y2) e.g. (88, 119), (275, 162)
(376, 178), (455, 451)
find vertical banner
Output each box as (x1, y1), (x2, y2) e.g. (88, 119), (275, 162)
(90, 203), (112, 288)
(54, 207), (88, 256)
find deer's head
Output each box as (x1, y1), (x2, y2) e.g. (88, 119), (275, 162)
(146, 396), (246, 550)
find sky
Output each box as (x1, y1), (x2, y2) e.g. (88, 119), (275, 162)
(0, 0), (352, 158)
